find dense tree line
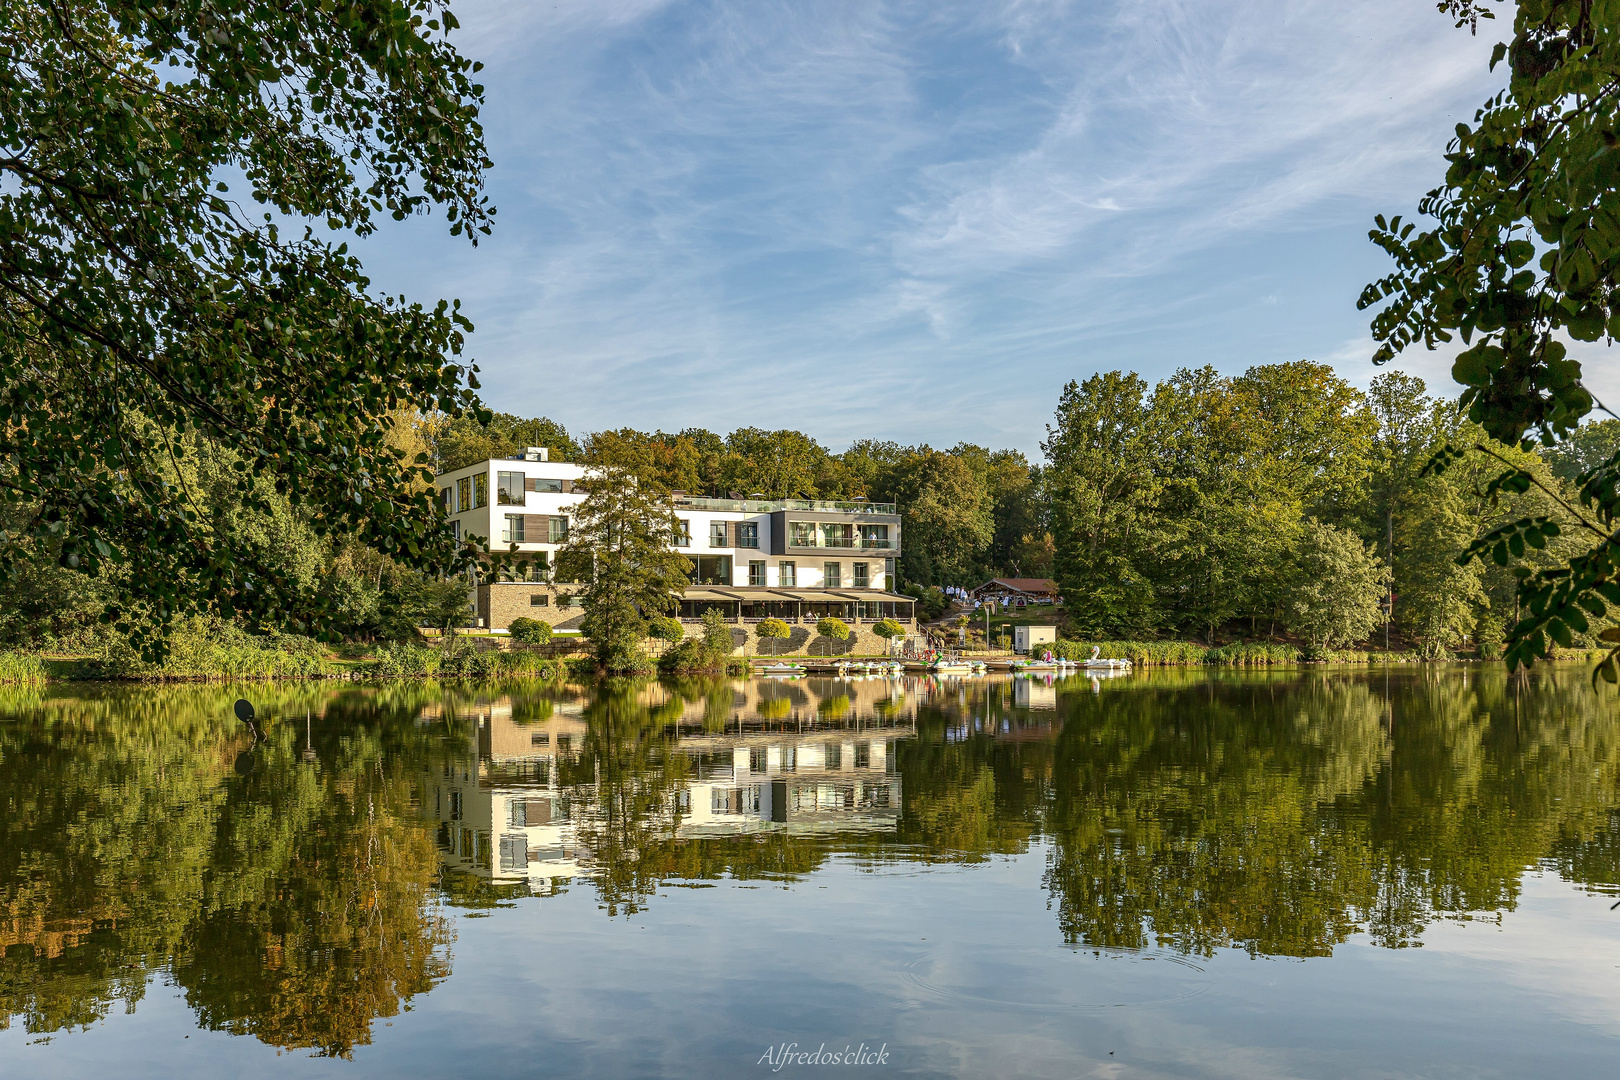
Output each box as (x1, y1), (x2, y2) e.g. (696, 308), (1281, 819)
(8, 360), (1616, 657)
(1042, 362), (1608, 654)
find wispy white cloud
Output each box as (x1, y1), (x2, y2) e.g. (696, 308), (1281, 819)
(363, 0), (1512, 454)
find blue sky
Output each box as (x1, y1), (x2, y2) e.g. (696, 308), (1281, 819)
(357, 0), (1583, 456)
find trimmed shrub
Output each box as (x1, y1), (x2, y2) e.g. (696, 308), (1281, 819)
(755, 618), (791, 656)
(508, 617), (553, 646)
(871, 618), (904, 641)
(816, 617), (851, 641)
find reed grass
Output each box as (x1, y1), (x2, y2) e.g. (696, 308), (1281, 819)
(0, 650), (48, 685)
(1055, 638), (1424, 666)
(368, 641), (566, 681)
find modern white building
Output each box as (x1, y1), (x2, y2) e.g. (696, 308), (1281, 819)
(435, 448), (916, 631)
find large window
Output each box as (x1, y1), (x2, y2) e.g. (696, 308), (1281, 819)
(710, 521), (728, 547)
(440, 487), (452, 513)
(691, 555), (733, 585)
(549, 516), (569, 544)
(532, 477), (564, 493)
(472, 473), (488, 509)
(823, 562), (841, 588)
(860, 524), (889, 548)
(748, 560), (766, 586)
(789, 521), (816, 547)
(779, 561), (796, 587)
(456, 476), (472, 512)
(853, 562), (869, 588)
(497, 471), (525, 505)
(502, 515), (525, 544)
(674, 519), (691, 547)
(738, 522), (759, 548)
(821, 522), (854, 549)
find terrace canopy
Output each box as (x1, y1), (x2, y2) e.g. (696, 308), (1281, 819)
(675, 588), (914, 623)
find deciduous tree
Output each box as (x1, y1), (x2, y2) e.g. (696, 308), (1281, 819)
(0, 0), (494, 655)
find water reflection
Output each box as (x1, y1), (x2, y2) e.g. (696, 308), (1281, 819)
(0, 668), (1618, 1057)
(425, 678), (910, 895)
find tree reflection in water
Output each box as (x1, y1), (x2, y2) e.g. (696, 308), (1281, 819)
(1, 667), (1618, 1053)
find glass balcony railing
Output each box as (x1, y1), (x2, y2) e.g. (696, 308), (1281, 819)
(671, 496), (897, 515)
(786, 536), (895, 550)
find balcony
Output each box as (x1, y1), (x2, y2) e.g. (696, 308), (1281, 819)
(673, 495), (897, 515)
(785, 535), (894, 551)
(819, 537), (893, 550)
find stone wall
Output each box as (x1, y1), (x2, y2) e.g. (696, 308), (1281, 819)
(478, 583), (586, 631)
(691, 623), (902, 657)
(478, 583), (911, 655)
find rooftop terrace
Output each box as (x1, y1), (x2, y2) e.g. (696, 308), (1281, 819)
(671, 495), (897, 515)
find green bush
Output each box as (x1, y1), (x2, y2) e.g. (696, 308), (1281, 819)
(370, 641), (441, 677)
(701, 608), (735, 658)
(508, 617), (553, 646)
(499, 651), (561, 680)
(903, 584), (948, 621)
(94, 617), (339, 681)
(816, 617), (851, 641)
(755, 617), (791, 655)
(647, 616), (685, 642)
(871, 618), (904, 641)
(659, 636), (713, 674)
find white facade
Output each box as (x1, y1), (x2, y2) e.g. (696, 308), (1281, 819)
(437, 451), (902, 593)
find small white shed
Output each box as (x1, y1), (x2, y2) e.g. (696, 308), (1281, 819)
(1014, 625), (1057, 654)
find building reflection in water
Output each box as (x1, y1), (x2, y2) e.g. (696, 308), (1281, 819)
(6, 668), (1620, 1056)
(424, 677), (913, 888)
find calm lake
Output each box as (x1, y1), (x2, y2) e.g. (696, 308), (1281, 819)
(2, 667), (1618, 1078)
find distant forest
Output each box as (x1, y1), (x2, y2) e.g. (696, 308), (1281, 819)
(7, 360), (1616, 655)
(434, 359), (1620, 654)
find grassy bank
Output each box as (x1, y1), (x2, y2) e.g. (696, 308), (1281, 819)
(36, 618), (585, 683)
